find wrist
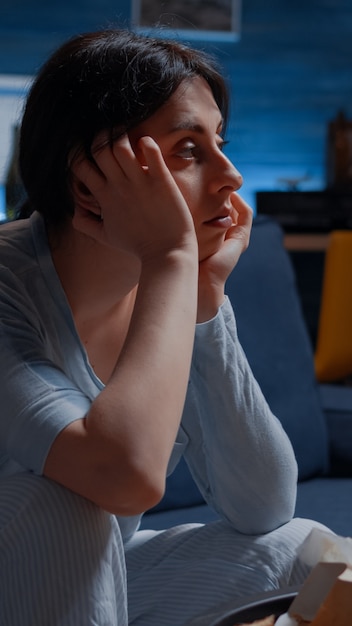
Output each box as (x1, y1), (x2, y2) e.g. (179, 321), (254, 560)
(139, 235), (198, 268)
(197, 284), (225, 323)
(141, 242), (198, 274)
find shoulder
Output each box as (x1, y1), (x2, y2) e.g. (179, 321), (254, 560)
(0, 216), (37, 276)
(0, 214), (58, 332)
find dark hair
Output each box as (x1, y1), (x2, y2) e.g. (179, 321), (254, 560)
(18, 28), (229, 228)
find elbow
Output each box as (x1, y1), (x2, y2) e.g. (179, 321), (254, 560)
(252, 493), (296, 535)
(225, 501), (295, 536)
(110, 477), (165, 516)
(253, 502), (295, 535)
(212, 478), (296, 536)
(248, 484), (296, 534)
(93, 463), (166, 516)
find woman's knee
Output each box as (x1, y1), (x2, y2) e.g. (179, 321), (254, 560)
(0, 473), (127, 625)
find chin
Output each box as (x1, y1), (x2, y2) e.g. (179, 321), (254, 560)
(198, 235), (226, 262)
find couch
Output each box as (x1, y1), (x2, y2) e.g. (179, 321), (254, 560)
(140, 216), (352, 538)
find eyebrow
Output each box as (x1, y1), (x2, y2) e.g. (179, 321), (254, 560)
(168, 119), (224, 135)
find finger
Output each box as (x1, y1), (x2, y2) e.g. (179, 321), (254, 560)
(93, 135), (160, 185)
(92, 134), (136, 181)
(230, 192), (253, 223)
(137, 136), (166, 170)
(230, 194), (253, 232)
(230, 207), (239, 226)
(226, 194), (253, 246)
(73, 136), (136, 202)
(135, 136), (180, 187)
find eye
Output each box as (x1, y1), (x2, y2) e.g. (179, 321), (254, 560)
(175, 142), (198, 159)
(218, 139), (229, 152)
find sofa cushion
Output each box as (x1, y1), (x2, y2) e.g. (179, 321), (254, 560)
(319, 383), (352, 475)
(152, 456), (205, 512)
(295, 477), (352, 536)
(226, 216), (329, 480)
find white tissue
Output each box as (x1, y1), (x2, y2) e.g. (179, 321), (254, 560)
(297, 528), (352, 568)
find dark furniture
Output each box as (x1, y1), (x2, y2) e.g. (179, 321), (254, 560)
(256, 190), (352, 233)
(140, 216), (352, 537)
(256, 189), (352, 346)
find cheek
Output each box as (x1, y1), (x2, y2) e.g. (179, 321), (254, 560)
(171, 174), (203, 222)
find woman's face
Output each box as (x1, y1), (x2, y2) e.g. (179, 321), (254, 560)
(128, 77), (243, 261)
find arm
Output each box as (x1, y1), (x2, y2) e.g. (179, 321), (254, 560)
(43, 137), (199, 515)
(181, 298), (298, 535)
(180, 195), (297, 534)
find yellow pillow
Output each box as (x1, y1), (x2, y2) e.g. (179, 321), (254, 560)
(315, 230), (352, 382)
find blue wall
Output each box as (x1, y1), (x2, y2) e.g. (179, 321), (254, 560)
(1, 0), (352, 207)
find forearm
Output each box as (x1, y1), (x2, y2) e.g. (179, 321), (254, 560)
(46, 248), (199, 514)
(98, 249), (197, 446)
(182, 298), (298, 534)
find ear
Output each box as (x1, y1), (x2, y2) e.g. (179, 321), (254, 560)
(70, 171), (102, 220)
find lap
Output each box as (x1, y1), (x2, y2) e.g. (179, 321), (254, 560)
(0, 475), (332, 626)
(125, 517), (331, 626)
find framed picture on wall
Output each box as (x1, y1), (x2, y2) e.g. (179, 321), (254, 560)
(131, 0), (242, 42)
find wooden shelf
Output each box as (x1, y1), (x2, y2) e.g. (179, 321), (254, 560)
(284, 233), (331, 251)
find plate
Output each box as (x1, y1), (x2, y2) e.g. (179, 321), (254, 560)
(210, 591), (297, 626)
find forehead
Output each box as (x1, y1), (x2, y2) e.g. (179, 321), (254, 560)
(133, 77), (223, 137)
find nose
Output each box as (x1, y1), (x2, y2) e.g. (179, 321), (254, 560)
(208, 151), (243, 193)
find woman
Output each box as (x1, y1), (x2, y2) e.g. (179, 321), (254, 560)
(0, 29), (327, 626)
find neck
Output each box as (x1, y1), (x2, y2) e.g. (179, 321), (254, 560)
(48, 222), (141, 326)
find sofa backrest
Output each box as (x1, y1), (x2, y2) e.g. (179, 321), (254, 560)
(227, 216), (329, 480)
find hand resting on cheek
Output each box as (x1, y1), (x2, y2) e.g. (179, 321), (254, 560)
(71, 133), (197, 262)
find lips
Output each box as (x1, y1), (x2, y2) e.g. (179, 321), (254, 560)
(204, 210), (234, 229)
